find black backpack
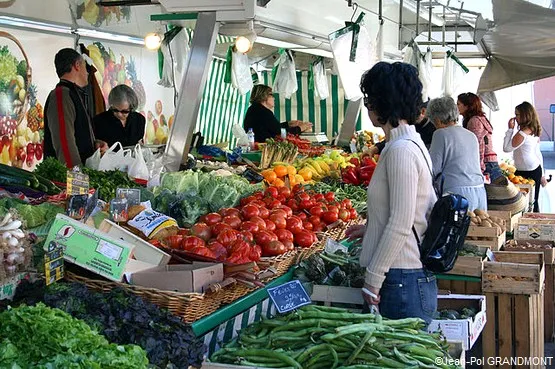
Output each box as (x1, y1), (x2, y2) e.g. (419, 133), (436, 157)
(408, 140), (471, 274)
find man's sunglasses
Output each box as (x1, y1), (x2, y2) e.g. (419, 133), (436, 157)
(111, 108), (131, 114)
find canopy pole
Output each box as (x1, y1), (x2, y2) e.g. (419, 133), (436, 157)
(398, 0), (404, 49)
(415, 0), (420, 36)
(163, 12), (219, 172)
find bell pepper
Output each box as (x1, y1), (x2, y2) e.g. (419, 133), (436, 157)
(349, 157), (360, 167)
(361, 156), (376, 168)
(342, 167), (360, 185)
(358, 166), (375, 187)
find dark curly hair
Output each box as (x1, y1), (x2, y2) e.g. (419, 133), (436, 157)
(360, 62), (423, 127)
(457, 92), (485, 128)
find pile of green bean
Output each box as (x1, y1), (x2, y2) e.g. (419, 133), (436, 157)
(210, 305), (462, 369)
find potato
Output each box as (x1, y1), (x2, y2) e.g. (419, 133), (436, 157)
(470, 217), (480, 225)
(468, 211), (476, 218)
(479, 214), (489, 221)
(475, 209), (487, 217)
(481, 220), (493, 227)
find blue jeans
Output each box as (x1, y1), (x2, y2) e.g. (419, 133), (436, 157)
(377, 268), (437, 325)
(485, 161), (504, 182)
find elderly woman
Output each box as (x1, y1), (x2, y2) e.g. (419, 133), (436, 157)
(243, 84), (312, 143)
(93, 84), (145, 147)
(428, 97), (487, 211)
(346, 62), (437, 324)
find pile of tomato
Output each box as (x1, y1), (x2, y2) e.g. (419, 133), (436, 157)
(162, 184), (358, 265)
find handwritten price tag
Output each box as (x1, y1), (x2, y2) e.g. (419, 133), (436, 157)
(267, 280), (311, 314)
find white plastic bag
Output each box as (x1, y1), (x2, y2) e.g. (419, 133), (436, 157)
(232, 124), (250, 149)
(85, 149), (102, 170)
(313, 59), (329, 100)
(273, 50), (298, 99)
(231, 50), (253, 95)
(329, 16), (376, 101)
(539, 184), (553, 213)
(128, 144), (149, 180)
(98, 142), (133, 172)
(442, 52), (467, 97)
(403, 40), (421, 68)
(419, 50), (433, 101)
(158, 40), (174, 88)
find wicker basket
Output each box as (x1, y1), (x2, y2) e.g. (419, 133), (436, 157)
(65, 272), (223, 323)
(257, 249), (299, 275)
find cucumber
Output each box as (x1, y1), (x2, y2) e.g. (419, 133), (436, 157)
(0, 166), (40, 189)
(0, 175), (31, 187)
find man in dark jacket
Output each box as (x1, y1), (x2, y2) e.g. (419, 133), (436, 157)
(44, 48), (105, 167)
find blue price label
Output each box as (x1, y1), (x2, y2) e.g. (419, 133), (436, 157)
(267, 280), (311, 314)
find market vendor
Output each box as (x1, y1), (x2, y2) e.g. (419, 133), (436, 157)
(93, 85), (146, 148)
(345, 61), (437, 324)
(243, 84), (312, 143)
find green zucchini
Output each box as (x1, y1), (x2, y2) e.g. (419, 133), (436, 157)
(0, 175), (31, 187)
(0, 164), (40, 188)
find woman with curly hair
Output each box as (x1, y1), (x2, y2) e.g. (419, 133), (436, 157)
(503, 102), (547, 212)
(346, 62), (437, 324)
(457, 92), (505, 184)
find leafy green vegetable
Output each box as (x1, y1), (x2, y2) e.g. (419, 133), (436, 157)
(0, 46), (18, 85)
(0, 198), (64, 228)
(16, 60), (27, 79)
(34, 157), (67, 183)
(0, 303), (149, 368)
(169, 193), (210, 227)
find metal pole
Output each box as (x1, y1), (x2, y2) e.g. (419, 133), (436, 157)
(442, 5), (446, 46)
(379, 0), (383, 20)
(416, 0), (420, 37)
(428, 2), (432, 42)
(552, 112), (555, 151)
(163, 12), (219, 172)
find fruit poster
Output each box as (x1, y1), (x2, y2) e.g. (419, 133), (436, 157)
(69, 0), (131, 27)
(0, 33), (43, 169)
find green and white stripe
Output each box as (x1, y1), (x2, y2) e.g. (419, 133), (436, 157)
(195, 59), (361, 146)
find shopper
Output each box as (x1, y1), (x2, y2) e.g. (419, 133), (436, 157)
(457, 92), (505, 184)
(427, 96), (487, 211)
(503, 101), (547, 212)
(243, 84), (312, 143)
(93, 85), (146, 147)
(44, 48), (106, 167)
(345, 62), (437, 324)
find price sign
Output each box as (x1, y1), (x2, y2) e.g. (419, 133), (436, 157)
(66, 171), (89, 196)
(116, 188), (141, 206)
(267, 279), (311, 314)
(44, 241), (64, 286)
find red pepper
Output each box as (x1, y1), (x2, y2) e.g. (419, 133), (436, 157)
(342, 167), (360, 185)
(361, 156), (376, 168)
(349, 157), (360, 167)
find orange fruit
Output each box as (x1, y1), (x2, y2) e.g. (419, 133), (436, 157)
(287, 165), (297, 176)
(272, 178), (285, 187)
(295, 174), (305, 183)
(273, 165), (288, 178)
(298, 168), (312, 181)
(262, 170), (277, 183)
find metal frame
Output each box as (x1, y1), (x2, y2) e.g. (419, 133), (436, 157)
(163, 12), (220, 171)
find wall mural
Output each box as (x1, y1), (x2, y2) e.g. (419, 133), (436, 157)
(69, 0), (131, 27)
(0, 32), (42, 169)
(86, 42), (173, 145)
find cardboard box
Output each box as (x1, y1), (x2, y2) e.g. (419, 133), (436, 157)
(428, 294), (487, 350)
(130, 262), (224, 293)
(516, 213), (555, 241)
(98, 220), (170, 266)
(44, 214), (157, 282)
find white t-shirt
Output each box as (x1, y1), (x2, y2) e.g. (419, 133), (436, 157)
(503, 129), (544, 171)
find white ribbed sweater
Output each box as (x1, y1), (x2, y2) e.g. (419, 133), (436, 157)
(360, 124), (437, 288)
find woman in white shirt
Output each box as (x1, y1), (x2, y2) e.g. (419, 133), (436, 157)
(503, 102), (547, 212)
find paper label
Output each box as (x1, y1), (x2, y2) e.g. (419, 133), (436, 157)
(128, 209), (177, 239)
(96, 240), (123, 261)
(116, 188), (141, 206)
(44, 241), (64, 285)
(267, 280), (311, 314)
(66, 171), (89, 196)
(325, 238), (349, 254)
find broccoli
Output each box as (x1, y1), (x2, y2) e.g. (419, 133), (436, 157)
(169, 194), (209, 228)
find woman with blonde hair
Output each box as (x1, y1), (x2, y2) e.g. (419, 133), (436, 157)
(503, 101), (547, 212)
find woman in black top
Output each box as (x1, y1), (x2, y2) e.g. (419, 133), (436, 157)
(243, 84), (312, 142)
(93, 84), (145, 147)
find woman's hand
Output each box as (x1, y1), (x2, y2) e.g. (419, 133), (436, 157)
(508, 118), (516, 129)
(363, 145), (379, 156)
(299, 122), (313, 132)
(346, 224), (365, 246)
(541, 176), (548, 187)
(95, 140), (108, 154)
(362, 283), (380, 305)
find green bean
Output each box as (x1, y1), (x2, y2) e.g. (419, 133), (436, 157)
(232, 349), (302, 369)
(296, 343), (330, 365)
(377, 356), (416, 368)
(393, 347), (419, 366)
(295, 311), (376, 321)
(346, 328), (374, 365)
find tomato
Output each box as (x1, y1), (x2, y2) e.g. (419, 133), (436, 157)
(240, 196), (257, 206)
(270, 209), (288, 218)
(338, 209), (351, 222)
(276, 205), (293, 218)
(204, 212), (223, 226)
(282, 240), (295, 251)
(328, 205), (340, 214)
(220, 208), (241, 218)
(229, 239), (251, 258)
(249, 244), (262, 261)
(254, 230), (278, 246)
(313, 193), (324, 202)
(241, 204), (260, 220)
(181, 236), (206, 251)
(298, 192), (310, 201)
(223, 215), (242, 229)
(303, 221), (314, 231)
(191, 222), (212, 241)
(190, 246), (216, 259)
(254, 191), (264, 199)
(211, 222), (232, 236)
(294, 230), (315, 248)
(299, 199), (314, 210)
(350, 208), (358, 219)
(269, 199), (282, 208)
(177, 228), (190, 236)
(265, 219), (276, 232)
(239, 221), (259, 233)
(313, 223), (326, 232)
(286, 198), (299, 209)
(262, 240), (286, 256)
(308, 215), (322, 226)
(275, 228), (294, 243)
(324, 192), (335, 202)
(310, 206), (324, 217)
(286, 216), (303, 234)
(265, 186), (279, 198)
(217, 229), (240, 247)
(250, 216), (267, 231)
(240, 231), (254, 243)
(207, 240), (227, 261)
(258, 207), (270, 219)
(297, 212), (307, 221)
(341, 199), (353, 209)
(278, 187), (291, 198)
(269, 214), (286, 229)
(321, 211), (339, 225)
(165, 235), (183, 249)
(292, 184), (304, 193)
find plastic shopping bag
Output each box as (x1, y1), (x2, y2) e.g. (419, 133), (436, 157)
(98, 142), (133, 172)
(231, 50), (253, 95)
(85, 149), (102, 170)
(442, 52), (467, 98)
(313, 59), (329, 100)
(419, 50), (433, 101)
(128, 144), (149, 180)
(273, 50), (298, 99)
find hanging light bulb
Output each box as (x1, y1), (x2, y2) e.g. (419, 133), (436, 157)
(235, 36), (251, 53)
(144, 32), (162, 50)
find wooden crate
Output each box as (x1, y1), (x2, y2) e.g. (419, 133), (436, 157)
(482, 292), (545, 369)
(437, 278), (482, 295)
(445, 246), (489, 277)
(310, 285), (364, 306)
(466, 225), (506, 251)
(516, 214), (555, 241)
(482, 251), (545, 295)
(488, 209), (522, 233)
